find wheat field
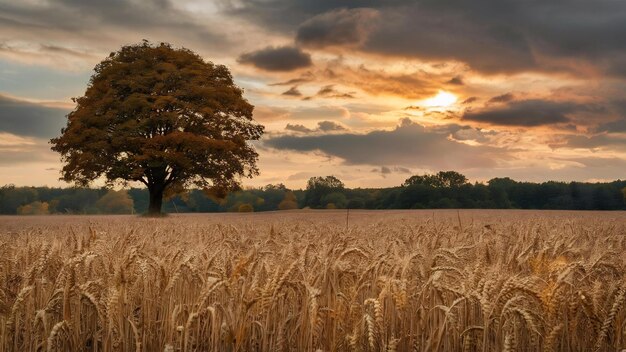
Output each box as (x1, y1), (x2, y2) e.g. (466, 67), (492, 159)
(0, 210), (625, 351)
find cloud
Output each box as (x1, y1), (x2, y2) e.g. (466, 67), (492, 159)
(318, 63), (439, 99)
(596, 119), (626, 133)
(286, 171), (322, 181)
(446, 76), (464, 85)
(285, 123), (314, 133)
(296, 8), (379, 48)
(371, 166), (392, 177)
(450, 126), (494, 143)
(284, 120), (347, 133)
(0, 42), (100, 70)
(395, 166), (411, 174)
(266, 119), (505, 168)
(238, 46), (312, 71)
(488, 93), (516, 104)
(252, 105), (291, 122)
(462, 100), (585, 127)
(39, 44), (98, 60)
(0, 0), (235, 69)
(223, 0), (386, 32)
(0, 94), (68, 138)
(371, 165), (411, 177)
(291, 106), (349, 120)
(0, 132), (58, 165)
(474, 156), (626, 183)
(462, 97), (479, 104)
(229, 0), (626, 76)
(312, 85), (355, 99)
(362, 5), (537, 74)
(269, 72), (316, 86)
(49, 0), (193, 28)
(250, 104), (349, 122)
(317, 120), (346, 132)
(552, 133), (626, 150)
(282, 86), (302, 97)
(594, 101), (626, 132)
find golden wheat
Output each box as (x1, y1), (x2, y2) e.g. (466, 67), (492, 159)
(0, 210), (625, 351)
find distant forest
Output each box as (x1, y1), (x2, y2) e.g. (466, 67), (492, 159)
(2, 171), (626, 214)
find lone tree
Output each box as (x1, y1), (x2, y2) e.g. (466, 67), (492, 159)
(51, 41), (264, 215)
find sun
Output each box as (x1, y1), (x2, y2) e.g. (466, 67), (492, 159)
(422, 90), (458, 107)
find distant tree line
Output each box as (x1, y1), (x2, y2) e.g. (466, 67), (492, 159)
(2, 171), (626, 214)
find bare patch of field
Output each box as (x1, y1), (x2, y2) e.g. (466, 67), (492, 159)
(1, 210), (625, 351)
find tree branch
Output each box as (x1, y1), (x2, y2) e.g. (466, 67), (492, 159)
(164, 169), (178, 186)
(137, 177), (149, 186)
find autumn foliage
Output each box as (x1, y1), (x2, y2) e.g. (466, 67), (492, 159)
(50, 41), (264, 215)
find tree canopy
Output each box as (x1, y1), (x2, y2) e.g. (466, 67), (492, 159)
(403, 171), (468, 188)
(50, 41), (264, 214)
(304, 176), (345, 208)
(2, 170), (626, 214)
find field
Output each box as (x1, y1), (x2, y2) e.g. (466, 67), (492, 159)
(1, 210), (625, 351)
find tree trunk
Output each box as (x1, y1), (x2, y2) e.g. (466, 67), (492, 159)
(148, 185), (164, 215)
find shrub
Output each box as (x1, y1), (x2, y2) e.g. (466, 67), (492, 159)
(16, 201), (49, 215)
(238, 203), (254, 212)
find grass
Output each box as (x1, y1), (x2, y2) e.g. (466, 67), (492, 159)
(0, 210), (625, 351)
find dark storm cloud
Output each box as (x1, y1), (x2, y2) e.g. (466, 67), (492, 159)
(238, 46), (312, 71)
(462, 100), (587, 127)
(266, 120), (504, 168)
(228, 0), (626, 76)
(296, 8), (379, 48)
(0, 95), (68, 138)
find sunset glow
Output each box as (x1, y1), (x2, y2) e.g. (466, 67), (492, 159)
(421, 90), (458, 108)
(1, 0), (625, 188)
(2, 3), (626, 350)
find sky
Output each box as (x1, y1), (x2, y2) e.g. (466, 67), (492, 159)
(1, 0), (626, 189)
